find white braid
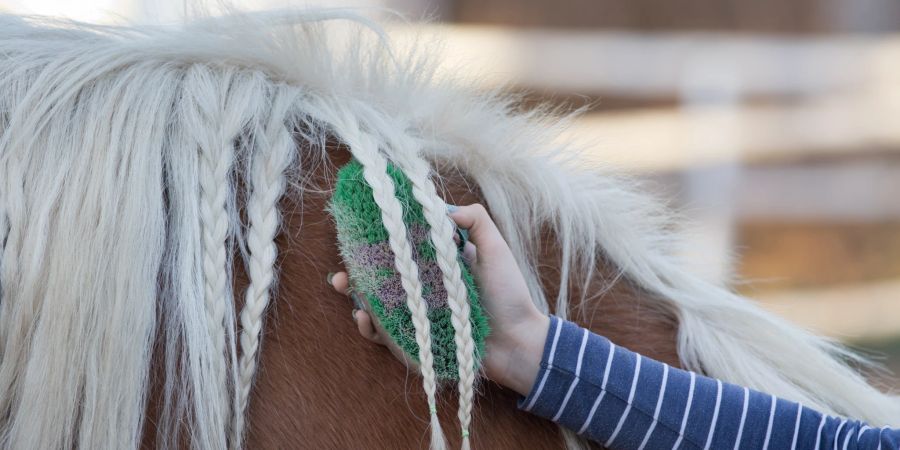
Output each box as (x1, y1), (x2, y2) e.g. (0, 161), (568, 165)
(381, 130), (478, 449)
(234, 86), (300, 448)
(317, 103), (448, 450)
(187, 66), (236, 448)
(182, 66), (267, 448)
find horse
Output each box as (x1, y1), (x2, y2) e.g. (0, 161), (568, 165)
(0, 9), (896, 450)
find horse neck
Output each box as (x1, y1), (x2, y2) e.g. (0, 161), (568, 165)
(213, 148), (680, 449)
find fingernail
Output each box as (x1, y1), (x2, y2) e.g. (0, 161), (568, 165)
(351, 309), (359, 322)
(350, 292), (366, 310)
(447, 204), (458, 213)
(326, 272), (336, 285)
(455, 228), (469, 251)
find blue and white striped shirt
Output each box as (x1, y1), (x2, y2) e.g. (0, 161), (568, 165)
(518, 316), (900, 449)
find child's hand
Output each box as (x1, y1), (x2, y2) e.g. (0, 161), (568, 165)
(327, 271), (417, 371)
(446, 204), (550, 394)
(329, 204), (550, 395)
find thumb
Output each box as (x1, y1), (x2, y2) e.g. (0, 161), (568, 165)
(448, 203), (506, 258)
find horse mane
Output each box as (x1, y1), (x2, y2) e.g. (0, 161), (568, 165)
(0, 8), (896, 449)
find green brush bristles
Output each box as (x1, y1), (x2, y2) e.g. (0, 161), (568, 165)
(328, 160), (489, 381)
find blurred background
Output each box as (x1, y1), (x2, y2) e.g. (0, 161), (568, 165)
(2, 0), (898, 384)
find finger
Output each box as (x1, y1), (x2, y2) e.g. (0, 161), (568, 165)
(449, 203), (505, 255)
(329, 271), (350, 295)
(354, 309), (384, 345)
(461, 240), (477, 266)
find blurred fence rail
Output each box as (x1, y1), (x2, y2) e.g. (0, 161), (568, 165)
(394, 25), (900, 170)
(394, 24), (900, 343)
(453, 0), (900, 34)
(393, 25), (900, 100)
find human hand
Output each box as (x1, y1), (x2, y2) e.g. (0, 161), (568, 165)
(329, 204), (550, 396)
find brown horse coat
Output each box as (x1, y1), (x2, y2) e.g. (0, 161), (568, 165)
(234, 149), (680, 449)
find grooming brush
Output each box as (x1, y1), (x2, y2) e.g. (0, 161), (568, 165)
(328, 159), (490, 380)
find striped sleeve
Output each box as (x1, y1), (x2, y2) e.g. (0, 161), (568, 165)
(517, 316), (900, 449)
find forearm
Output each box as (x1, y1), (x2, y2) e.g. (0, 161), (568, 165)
(492, 316), (900, 449)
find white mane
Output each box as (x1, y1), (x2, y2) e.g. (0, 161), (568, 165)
(0, 9), (896, 450)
